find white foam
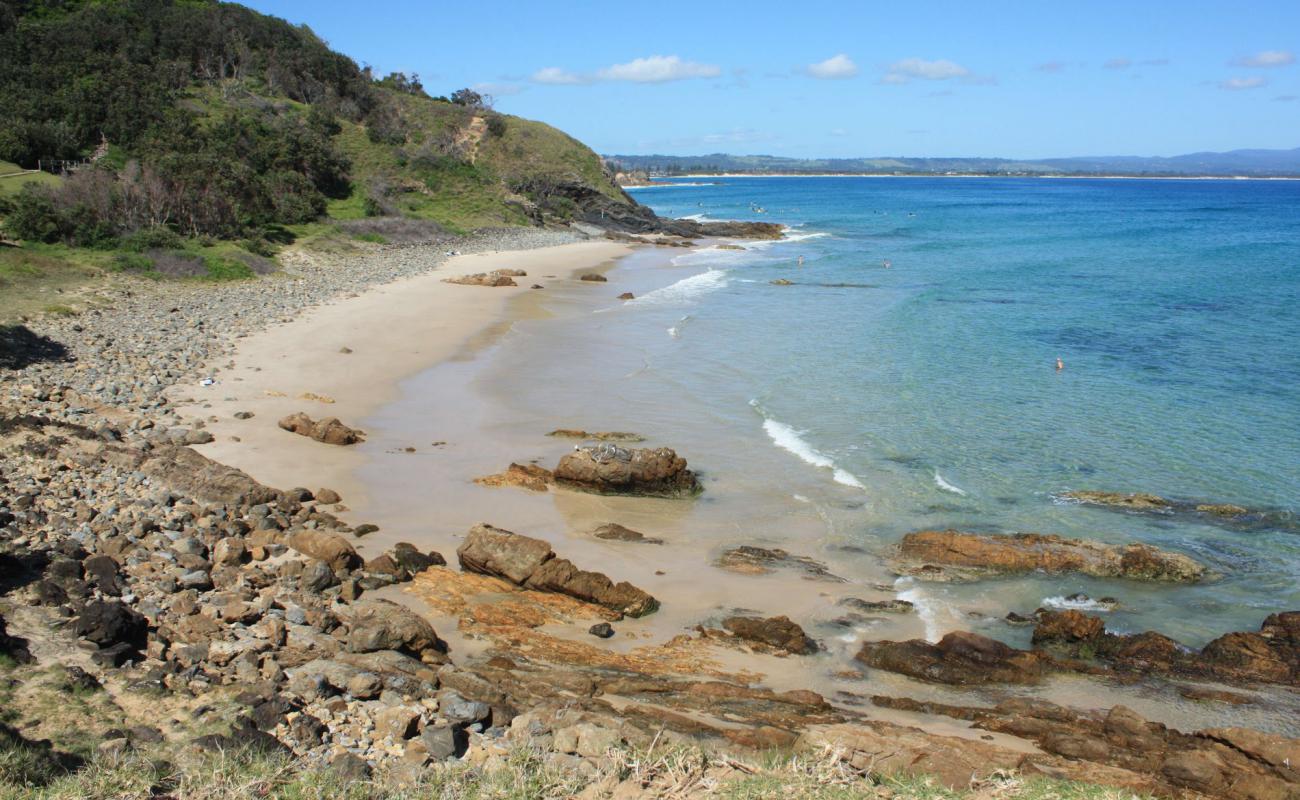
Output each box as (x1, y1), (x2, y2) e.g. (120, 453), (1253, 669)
(626, 269), (728, 307)
(1042, 595), (1116, 612)
(752, 401), (865, 489)
(894, 577), (943, 643)
(792, 494), (810, 503)
(934, 471), (968, 496)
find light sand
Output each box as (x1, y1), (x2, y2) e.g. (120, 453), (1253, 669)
(171, 240), (632, 508)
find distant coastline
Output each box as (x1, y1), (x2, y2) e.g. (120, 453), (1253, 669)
(623, 172), (1300, 183)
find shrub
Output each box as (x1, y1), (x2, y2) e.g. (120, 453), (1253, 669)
(2, 185), (64, 243)
(202, 255), (254, 281)
(111, 253), (154, 273)
(486, 114), (507, 137)
(120, 227), (184, 253)
(337, 217), (444, 244)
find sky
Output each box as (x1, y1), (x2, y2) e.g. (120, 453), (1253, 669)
(242, 0), (1300, 159)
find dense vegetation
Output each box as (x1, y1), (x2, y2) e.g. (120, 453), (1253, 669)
(0, 0), (628, 266)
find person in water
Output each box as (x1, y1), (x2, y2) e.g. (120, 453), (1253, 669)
(797, 255), (804, 268)
(882, 259), (891, 269)
(1056, 357), (1064, 371)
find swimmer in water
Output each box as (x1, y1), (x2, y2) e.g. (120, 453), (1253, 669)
(797, 255), (804, 268)
(1056, 357), (1064, 371)
(882, 259), (891, 269)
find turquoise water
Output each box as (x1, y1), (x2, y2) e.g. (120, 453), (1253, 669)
(482, 177), (1300, 647)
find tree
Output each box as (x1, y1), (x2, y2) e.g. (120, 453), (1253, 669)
(450, 88), (491, 109)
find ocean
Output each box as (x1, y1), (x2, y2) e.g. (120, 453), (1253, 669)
(461, 176), (1300, 648)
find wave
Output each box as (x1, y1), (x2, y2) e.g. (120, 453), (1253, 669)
(627, 270), (729, 307)
(1041, 595), (1118, 612)
(934, 471), (968, 496)
(894, 577), (944, 642)
(751, 401), (865, 489)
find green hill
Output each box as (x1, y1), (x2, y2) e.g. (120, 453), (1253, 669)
(0, 0), (633, 304)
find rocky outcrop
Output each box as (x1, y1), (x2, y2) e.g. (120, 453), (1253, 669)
(715, 545), (843, 581)
(442, 271), (522, 287)
(722, 616), (817, 655)
(474, 463), (553, 492)
(895, 530), (1206, 582)
(346, 600), (446, 660)
(591, 523), (662, 545)
(1061, 490), (1296, 534)
(277, 412), (364, 445)
(546, 429), (644, 442)
(1062, 491), (1173, 510)
(1033, 609), (1300, 686)
(578, 274), (607, 282)
(456, 524), (658, 617)
(553, 444), (699, 497)
(869, 697), (1300, 800)
(855, 631), (1053, 685)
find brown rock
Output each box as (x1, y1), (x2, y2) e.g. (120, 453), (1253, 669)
(525, 558), (659, 618)
(592, 523), (662, 544)
(618, 292), (635, 300)
(288, 530), (359, 571)
(722, 616), (817, 655)
(457, 523), (554, 584)
(856, 631), (1051, 685)
(315, 488), (342, 505)
(1032, 610), (1106, 646)
(716, 545), (841, 581)
(346, 599), (444, 658)
(579, 274), (607, 282)
(546, 429), (645, 442)
(443, 272), (519, 287)
(554, 444), (699, 497)
(278, 413), (363, 446)
(1061, 491), (1173, 510)
(474, 463), (553, 492)
(896, 530), (1205, 582)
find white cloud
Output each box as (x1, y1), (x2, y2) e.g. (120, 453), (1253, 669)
(1232, 50), (1296, 68)
(532, 55), (721, 85)
(1219, 76), (1268, 90)
(531, 66), (589, 85)
(473, 82), (523, 97)
(806, 54), (859, 79)
(596, 55), (721, 83)
(1104, 57), (1133, 70)
(881, 58), (970, 84)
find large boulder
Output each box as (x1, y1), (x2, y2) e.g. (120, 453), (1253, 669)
(278, 413), (364, 446)
(856, 631), (1051, 685)
(139, 445), (278, 506)
(288, 530), (359, 572)
(895, 530), (1205, 582)
(457, 524), (554, 585)
(346, 600), (445, 659)
(524, 558), (659, 618)
(723, 616), (817, 655)
(553, 444), (699, 497)
(75, 600), (147, 650)
(456, 523), (659, 617)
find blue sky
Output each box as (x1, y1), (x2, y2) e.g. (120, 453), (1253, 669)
(243, 0), (1299, 159)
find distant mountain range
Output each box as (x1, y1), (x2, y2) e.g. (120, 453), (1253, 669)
(605, 148), (1300, 177)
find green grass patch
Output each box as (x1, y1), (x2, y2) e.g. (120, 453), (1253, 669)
(0, 162), (62, 198)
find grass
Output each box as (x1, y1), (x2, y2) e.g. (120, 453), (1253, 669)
(0, 162), (61, 198)
(0, 734), (1152, 800)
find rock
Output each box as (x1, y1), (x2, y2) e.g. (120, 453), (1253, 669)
(856, 631), (1052, 685)
(546, 430), (645, 442)
(770, 278), (793, 285)
(74, 600), (147, 650)
(352, 523), (379, 537)
(315, 488), (342, 505)
(457, 524), (658, 615)
(457, 523), (555, 585)
(420, 725), (466, 760)
(212, 537), (246, 566)
(390, 543), (445, 574)
(618, 292), (635, 300)
(895, 530), (1205, 582)
(555, 723), (620, 757)
(592, 523), (662, 544)
(839, 597), (914, 614)
(524, 557), (659, 618)
(81, 554), (122, 596)
(177, 569), (212, 591)
(589, 623), (615, 639)
(278, 412), (364, 445)
(723, 616), (817, 655)
(233, 411), (254, 420)
(716, 545), (842, 581)
(1061, 491), (1173, 510)
(1196, 503), (1248, 516)
(97, 737), (130, 760)
(288, 529), (359, 571)
(346, 599), (445, 659)
(364, 554), (407, 579)
(439, 691), (490, 726)
(553, 444), (699, 497)
(475, 463), (553, 492)
(443, 271), (518, 287)
(299, 560), (337, 593)
(376, 705), (422, 739)
(579, 274), (607, 282)
(346, 672), (383, 699)
(327, 751), (371, 780)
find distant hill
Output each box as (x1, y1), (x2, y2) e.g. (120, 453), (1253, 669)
(605, 148), (1300, 178)
(0, 0), (634, 254)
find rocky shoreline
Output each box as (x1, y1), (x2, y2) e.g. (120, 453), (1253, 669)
(3, 226), (1299, 799)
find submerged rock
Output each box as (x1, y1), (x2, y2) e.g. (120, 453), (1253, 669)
(475, 462), (554, 492)
(723, 616), (818, 655)
(1061, 491), (1172, 510)
(546, 429), (644, 442)
(716, 545), (843, 582)
(591, 523), (663, 545)
(894, 529), (1205, 582)
(554, 444), (699, 497)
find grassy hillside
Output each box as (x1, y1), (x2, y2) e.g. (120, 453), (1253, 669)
(0, 0), (631, 319)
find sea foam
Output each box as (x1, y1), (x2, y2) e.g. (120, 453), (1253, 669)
(933, 471), (968, 496)
(752, 401), (865, 489)
(627, 269), (728, 307)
